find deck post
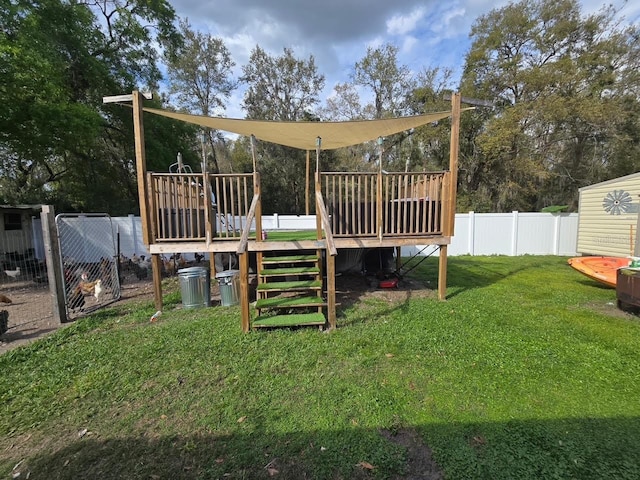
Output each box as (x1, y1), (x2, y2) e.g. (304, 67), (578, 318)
(132, 90), (164, 310)
(327, 252), (336, 329)
(448, 92), (461, 236)
(151, 254), (163, 310)
(438, 245), (448, 300)
(239, 251), (250, 332)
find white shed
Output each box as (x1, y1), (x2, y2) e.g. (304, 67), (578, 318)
(577, 172), (640, 257)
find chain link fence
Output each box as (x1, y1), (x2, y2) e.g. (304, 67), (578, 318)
(56, 214), (121, 320)
(0, 209), (52, 340)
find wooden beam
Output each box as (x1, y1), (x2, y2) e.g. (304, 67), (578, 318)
(315, 192), (337, 256)
(235, 193), (260, 255)
(148, 235), (451, 255)
(133, 90), (152, 246)
(102, 92), (152, 104)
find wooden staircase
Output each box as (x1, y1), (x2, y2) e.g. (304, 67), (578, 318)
(253, 251), (327, 329)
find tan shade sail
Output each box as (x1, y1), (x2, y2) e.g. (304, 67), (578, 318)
(143, 107), (472, 151)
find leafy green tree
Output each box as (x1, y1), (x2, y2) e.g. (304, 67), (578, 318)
(0, 0), (188, 214)
(352, 43), (415, 119)
(460, 0), (640, 211)
(165, 19), (236, 173)
(240, 47), (325, 213)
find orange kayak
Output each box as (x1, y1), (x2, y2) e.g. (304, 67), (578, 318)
(567, 256), (630, 288)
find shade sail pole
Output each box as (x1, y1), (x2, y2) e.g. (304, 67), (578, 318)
(377, 136), (384, 241)
(305, 150), (310, 215)
(315, 137), (321, 174)
(250, 134), (257, 173)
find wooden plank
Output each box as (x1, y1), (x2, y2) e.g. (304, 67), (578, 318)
(259, 267), (320, 276)
(148, 235), (451, 255)
(256, 296), (325, 309)
(235, 193), (260, 254)
(262, 254), (318, 263)
(253, 312), (326, 328)
(257, 280), (322, 292)
(316, 192), (337, 256)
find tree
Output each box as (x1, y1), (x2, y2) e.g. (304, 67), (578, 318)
(460, 0), (640, 212)
(0, 0), (187, 214)
(240, 47), (325, 213)
(352, 43), (415, 120)
(165, 19), (237, 173)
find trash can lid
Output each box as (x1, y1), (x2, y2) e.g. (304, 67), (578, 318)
(178, 267), (209, 275)
(215, 269), (239, 278)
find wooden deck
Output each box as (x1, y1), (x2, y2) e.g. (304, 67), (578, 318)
(127, 90), (463, 331)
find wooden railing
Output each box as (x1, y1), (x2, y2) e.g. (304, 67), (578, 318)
(149, 172), (255, 242)
(149, 173), (209, 241)
(148, 170), (447, 244)
(210, 173), (255, 238)
(321, 171), (447, 237)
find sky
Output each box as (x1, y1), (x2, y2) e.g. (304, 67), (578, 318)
(166, 0), (640, 118)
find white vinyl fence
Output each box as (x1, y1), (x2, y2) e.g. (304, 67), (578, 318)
(404, 211), (578, 257)
(48, 211), (579, 262)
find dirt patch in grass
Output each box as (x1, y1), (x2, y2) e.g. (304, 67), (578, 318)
(380, 428), (444, 480)
(336, 273), (436, 310)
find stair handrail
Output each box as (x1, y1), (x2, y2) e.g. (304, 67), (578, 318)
(236, 193), (260, 255)
(315, 192), (337, 256)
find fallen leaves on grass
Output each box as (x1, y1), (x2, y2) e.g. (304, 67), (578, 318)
(356, 461), (375, 470)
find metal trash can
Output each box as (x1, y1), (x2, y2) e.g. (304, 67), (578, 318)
(177, 267), (211, 309)
(216, 269), (240, 306)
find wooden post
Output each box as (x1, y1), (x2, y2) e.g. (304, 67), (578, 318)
(151, 254), (163, 311)
(305, 150), (310, 215)
(40, 205), (67, 324)
(133, 90), (151, 245)
(438, 245), (448, 300)
(132, 90), (163, 308)
(448, 92), (461, 236)
(239, 252), (250, 332)
(146, 170), (163, 312)
(327, 252), (336, 329)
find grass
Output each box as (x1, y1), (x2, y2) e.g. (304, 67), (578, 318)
(1, 256), (640, 479)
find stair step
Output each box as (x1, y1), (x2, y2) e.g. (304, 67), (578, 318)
(259, 266), (320, 276)
(262, 254), (319, 264)
(253, 312), (326, 328)
(256, 296), (325, 309)
(257, 280), (322, 292)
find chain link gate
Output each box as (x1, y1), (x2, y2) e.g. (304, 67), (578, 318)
(56, 214), (121, 319)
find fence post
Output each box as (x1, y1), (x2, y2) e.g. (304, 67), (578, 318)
(511, 211), (519, 256)
(468, 211), (475, 256)
(553, 214), (560, 255)
(40, 205), (67, 324)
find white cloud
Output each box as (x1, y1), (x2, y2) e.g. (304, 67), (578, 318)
(168, 0), (636, 116)
(387, 7), (427, 35)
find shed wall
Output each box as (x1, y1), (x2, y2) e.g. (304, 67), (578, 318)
(577, 172), (640, 257)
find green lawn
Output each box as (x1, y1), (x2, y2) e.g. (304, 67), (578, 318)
(1, 256), (639, 479)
